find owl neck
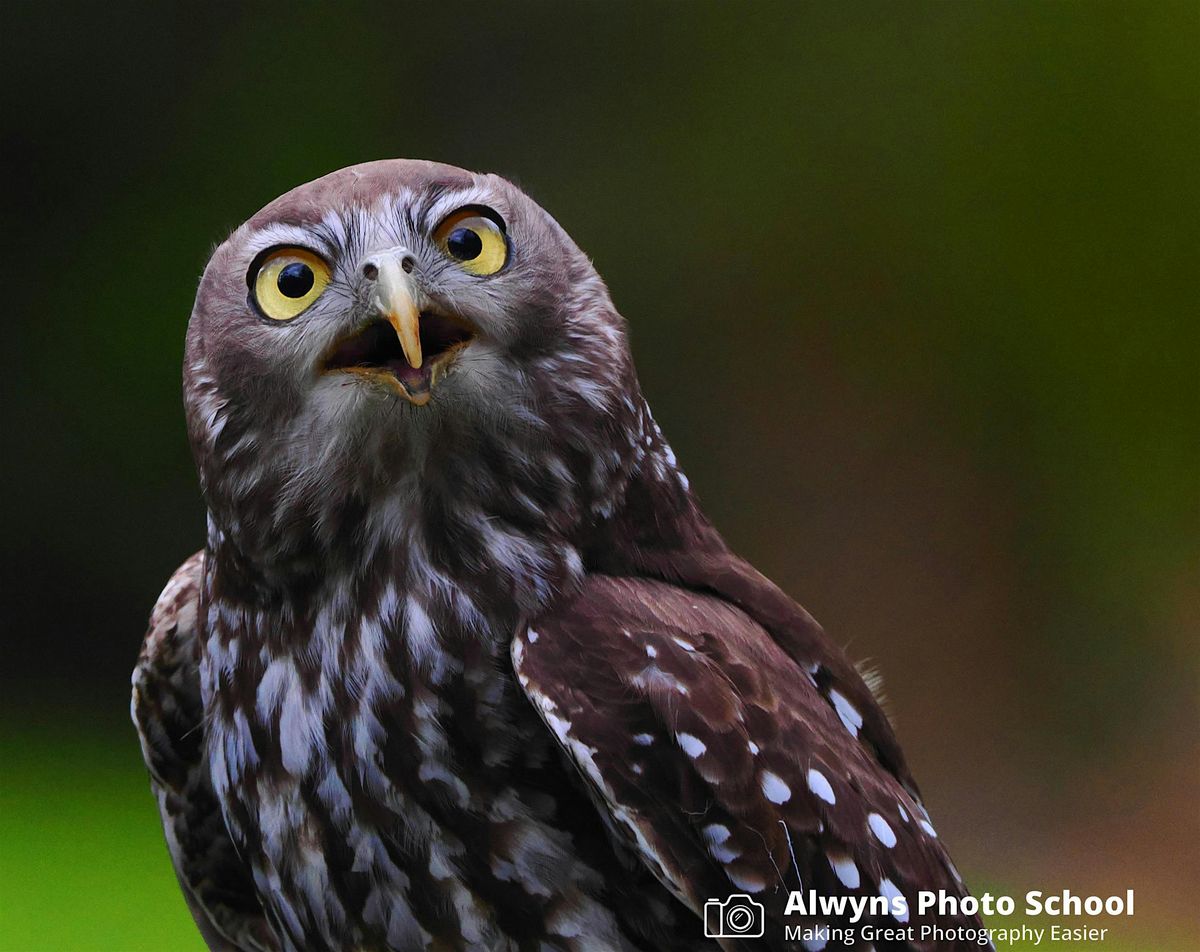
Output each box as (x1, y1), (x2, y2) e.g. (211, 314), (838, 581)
(201, 387), (709, 650)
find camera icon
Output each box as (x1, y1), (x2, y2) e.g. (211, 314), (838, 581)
(703, 893), (765, 938)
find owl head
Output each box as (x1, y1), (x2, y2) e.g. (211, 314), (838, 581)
(184, 160), (646, 573)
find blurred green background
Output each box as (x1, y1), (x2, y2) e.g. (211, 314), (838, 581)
(1, 2), (1195, 950)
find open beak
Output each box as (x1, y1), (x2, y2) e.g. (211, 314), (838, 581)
(322, 252), (476, 406)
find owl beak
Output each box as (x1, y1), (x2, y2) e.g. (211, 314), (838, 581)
(323, 252), (476, 406)
(369, 255), (423, 370)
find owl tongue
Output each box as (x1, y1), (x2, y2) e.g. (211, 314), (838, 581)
(388, 360), (431, 394)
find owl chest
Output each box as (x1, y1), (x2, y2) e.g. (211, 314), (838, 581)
(203, 616), (596, 949)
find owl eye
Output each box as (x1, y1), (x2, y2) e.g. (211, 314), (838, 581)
(433, 208), (508, 276)
(252, 247), (332, 321)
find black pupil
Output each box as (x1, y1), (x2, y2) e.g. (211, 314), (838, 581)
(447, 227), (483, 260)
(277, 262), (314, 298)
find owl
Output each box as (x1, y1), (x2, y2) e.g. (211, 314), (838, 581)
(132, 160), (987, 951)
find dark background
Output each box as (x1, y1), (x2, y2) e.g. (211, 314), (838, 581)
(2, 3), (1195, 949)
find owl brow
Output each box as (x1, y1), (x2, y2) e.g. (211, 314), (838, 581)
(245, 222), (339, 262)
(420, 187), (508, 234)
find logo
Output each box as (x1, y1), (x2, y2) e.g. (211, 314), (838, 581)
(703, 893), (765, 939)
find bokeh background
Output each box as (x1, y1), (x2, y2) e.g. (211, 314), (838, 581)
(2, 3), (1195, 950)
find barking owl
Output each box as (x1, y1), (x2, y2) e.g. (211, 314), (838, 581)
(132, 160), (986, 951)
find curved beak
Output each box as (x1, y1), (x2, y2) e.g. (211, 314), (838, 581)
(370, 254), (423, 369)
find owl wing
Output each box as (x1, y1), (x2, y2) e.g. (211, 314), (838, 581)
(131, 552), (277, 952)
(513, 573), (978, 950)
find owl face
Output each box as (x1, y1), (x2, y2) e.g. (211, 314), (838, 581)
(185, 161), (636, 556)
(190, 161), (594, 416)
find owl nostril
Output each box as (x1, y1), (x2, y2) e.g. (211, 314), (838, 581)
(361, 255), (415, 279)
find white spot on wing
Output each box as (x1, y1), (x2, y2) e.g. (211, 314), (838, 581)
(676, 733), (707, 758)
(828, 688), (864, 737)
(880, 878), (908, 922)
(632, 733), (654, 746)
(807, 768), (836, 805)
(829, 853), (860, 888)
(704, 827), (743, 863)
(703, 824), (731, 845)
(919, 819), (938, 838)
(760, 770), (792, 804)
(868, 813), (897, 847)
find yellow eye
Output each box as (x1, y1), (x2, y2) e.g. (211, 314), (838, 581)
(433, 209), (508, 276)
(252, 248), (331, 321)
